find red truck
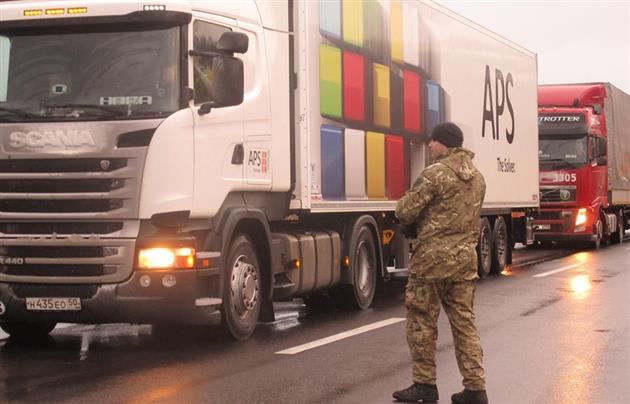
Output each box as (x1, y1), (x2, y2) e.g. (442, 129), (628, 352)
(533, 83), (630, 248)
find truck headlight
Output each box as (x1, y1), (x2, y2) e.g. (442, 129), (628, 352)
(575, 208), (588, 227)
(137, 247), (195, 269)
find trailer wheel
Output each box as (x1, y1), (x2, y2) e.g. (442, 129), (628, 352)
(611, 210), (624, 244)
(490, 216), (508, 275)
(222, 234), (261, 341)
(477, 218), (492, 278)
(337, 225), (377, 310)
(0, 322), (56, 340)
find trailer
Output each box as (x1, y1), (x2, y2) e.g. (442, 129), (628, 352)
(0, 0), (537, 340)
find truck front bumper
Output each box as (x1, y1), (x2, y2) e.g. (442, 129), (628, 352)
(0, 269), (222, 326)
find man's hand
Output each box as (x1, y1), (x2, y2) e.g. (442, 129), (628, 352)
(401, 224), (417, 239)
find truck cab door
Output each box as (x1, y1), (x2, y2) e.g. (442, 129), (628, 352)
(590, 136), (608, 203)
(190, 16), (244, 216)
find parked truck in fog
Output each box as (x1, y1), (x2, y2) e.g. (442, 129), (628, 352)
(0, 0), (537, 340)
(534, 84), (630, 248)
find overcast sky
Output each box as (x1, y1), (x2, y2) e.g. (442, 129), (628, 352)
(436, 1), (630, 94)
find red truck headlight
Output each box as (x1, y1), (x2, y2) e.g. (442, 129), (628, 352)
(575, 208), (588, 227)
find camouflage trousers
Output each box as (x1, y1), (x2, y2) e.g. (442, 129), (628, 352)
(405, 277), (486, 390)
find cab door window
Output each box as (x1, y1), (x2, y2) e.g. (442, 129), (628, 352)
(193, 21), (230, 105)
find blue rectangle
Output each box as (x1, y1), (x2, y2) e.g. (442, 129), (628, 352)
(320, 0), (341, 39)
(321, 125), (345, 199)
(425, 80), (444, 135)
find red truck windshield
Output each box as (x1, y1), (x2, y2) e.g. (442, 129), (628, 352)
(539, 135), (588, 169)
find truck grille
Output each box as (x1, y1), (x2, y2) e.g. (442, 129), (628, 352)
(0, 158), (127, 173)
(0, 121), (154, 283)
(0, 237), (136, 284)
(0, 222), (123, 235)
(0, 155), (140, 218)
(540, 187), (576, 203)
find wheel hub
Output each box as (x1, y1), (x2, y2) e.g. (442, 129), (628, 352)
(231, 255), (259, 317)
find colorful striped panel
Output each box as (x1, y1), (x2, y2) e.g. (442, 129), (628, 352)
(320, 44), (343, 119)
(320, 0), (341, 38)
(366, 131), (386, 199)
(373, 63), (391, 128)
(342, 0), (363, 48)
(343, 50), (366, 122)
(321, 125), (345, 199)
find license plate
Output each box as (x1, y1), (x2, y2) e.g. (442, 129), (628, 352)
(25, 297), (82, 312)
(535, 224), (551, 231)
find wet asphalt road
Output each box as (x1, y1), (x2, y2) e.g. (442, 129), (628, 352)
(1, 241), (629, 404)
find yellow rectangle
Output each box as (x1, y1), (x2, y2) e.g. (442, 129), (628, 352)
(373, 63), (390, 128)
(391, 1), (403, 62)
(320, 44), (342, 83)
(366, 131), (386, 199)
(342, 0), (363, 47)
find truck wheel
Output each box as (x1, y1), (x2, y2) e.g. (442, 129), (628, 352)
(337, 225), (377, 310)
(611, 210), (624, 244)
(222, 234), (262, 341)
(591, 219), (603, 250)
(490, 216), (508, 275)
(0, 321), (56, 339)
(477, 218), (492, 278)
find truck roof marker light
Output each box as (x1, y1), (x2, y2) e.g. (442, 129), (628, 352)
(144, 5), (166, 11)
(342, 256), (350, 268)
(68, 7), (88, 14)
(45, 8), (65, 15)
(23, 9), (43, 16)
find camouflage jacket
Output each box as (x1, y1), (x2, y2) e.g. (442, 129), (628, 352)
(396, 147), (486, 280)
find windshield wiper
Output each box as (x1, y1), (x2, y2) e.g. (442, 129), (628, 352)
(540, 158), (577, 169)
(41, 103), (126, 118)
(0, 106), (40, 121)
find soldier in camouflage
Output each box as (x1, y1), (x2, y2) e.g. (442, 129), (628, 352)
(393, 122), (489, 404)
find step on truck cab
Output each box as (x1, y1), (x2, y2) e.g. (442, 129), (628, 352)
(0, 0), (537, 340)
(534, 84), (630, 249)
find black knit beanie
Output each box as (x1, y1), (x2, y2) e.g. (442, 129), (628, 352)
(430, 122), (463, 148)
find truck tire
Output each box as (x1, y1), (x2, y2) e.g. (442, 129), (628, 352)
(337, 225), (377, 310)
(477, 218), (492, 278)
(0, 321), (56, 339)
(222, 234), (262, 341)
(591, 219), (603, 250)
(490, 216), (508, 275)
(611, 210), (624, 244)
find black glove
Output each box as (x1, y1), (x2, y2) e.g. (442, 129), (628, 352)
(401, 224), (417, 239)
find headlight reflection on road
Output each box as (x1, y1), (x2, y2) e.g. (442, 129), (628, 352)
(569, 274), (592, 298)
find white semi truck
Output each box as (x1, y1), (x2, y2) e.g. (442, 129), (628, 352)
(0, 0), (538, 340)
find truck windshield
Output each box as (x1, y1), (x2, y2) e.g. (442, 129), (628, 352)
(539, 135), (588, 169)
(0, 25), (180, 122)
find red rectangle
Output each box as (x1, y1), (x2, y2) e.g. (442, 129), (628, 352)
(386, 135), (408, 200)
(403, 70), (422, 134)
(343, 51), (365, 122)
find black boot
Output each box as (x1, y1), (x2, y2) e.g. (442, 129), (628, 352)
(393, 383), (439, 402)
(451, 389), (488, 404)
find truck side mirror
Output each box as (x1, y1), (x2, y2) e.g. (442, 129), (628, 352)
(217, 31), (249, 54)
(208, 55), (244, 109)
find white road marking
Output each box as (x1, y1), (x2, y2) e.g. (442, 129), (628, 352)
(533, 264), (581, 278)
(276, 317), (405, 355)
